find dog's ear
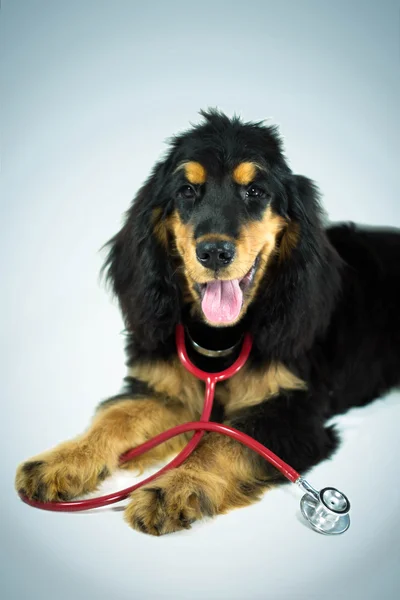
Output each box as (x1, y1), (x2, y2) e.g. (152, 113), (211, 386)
(285, 174), (326, 230)
(253, 172), (341, 358)
(103, 164), (180, 350)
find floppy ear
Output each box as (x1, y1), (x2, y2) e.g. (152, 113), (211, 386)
(284, 174), (327, 232)
(252, 173), (342, 359)
(103, 167), (180, 351)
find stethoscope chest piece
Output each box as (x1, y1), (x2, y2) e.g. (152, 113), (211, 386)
(299, 482), (350, 535)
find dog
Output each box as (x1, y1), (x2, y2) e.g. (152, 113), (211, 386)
(16, 110), (400, 535)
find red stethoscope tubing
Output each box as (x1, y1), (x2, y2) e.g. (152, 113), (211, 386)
(18, 324), (300, 512)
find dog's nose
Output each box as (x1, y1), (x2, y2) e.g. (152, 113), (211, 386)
(196, 240), (236, 269)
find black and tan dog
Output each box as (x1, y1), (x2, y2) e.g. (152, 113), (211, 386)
(16, 110), (400, 535)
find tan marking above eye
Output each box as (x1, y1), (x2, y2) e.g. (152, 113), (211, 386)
(175, 161), (207, 185)
(233, 162), (266, 186)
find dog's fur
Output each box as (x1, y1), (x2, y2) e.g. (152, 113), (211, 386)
(16, 110), (400, 535)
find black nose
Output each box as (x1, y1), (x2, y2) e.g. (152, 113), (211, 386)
(196, 240), (236, 270)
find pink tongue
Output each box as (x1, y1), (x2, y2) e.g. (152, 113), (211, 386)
(201, 279), (243, 324)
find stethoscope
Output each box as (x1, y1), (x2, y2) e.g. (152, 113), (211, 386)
(19, 324), (350, 535)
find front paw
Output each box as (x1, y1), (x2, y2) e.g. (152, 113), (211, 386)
(15, 446), (110, 502)
(125, 470), (218, 536)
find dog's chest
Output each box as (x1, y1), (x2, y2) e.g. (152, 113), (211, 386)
(129, 358), (305, 419)
(215, 363), (305, 417)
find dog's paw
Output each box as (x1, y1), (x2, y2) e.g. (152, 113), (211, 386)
(15, 445), (110, 502)
(125, 470), (218, 535)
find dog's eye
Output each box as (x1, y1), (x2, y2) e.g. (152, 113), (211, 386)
(246, 185), (266, 199)
(178, 185), (196, 199)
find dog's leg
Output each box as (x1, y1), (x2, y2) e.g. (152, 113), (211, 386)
(125, 390), (338, 535)
(15, 395), (193, 502)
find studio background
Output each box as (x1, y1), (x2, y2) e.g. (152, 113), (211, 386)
(2, 1), (400, 599)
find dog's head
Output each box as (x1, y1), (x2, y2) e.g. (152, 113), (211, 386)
(105, 110), (333, 351)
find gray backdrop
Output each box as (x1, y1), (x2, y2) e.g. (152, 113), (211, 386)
(2, 1), (400, 599)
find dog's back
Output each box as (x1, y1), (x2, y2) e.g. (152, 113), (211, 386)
(315, 223), (400, 415)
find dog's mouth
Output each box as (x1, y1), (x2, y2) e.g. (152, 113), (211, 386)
(196, 257), (259, 325)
